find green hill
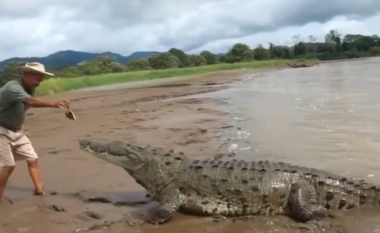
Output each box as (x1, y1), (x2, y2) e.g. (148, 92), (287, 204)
(0, 50), (161, 71)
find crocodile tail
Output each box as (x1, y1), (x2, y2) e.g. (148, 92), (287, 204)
(324, 178), (380, 210)
(360, 183), (380, 207)
(350, 180), (380, 208)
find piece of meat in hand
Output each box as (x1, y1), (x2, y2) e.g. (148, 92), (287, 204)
(65, 108), (76, 120)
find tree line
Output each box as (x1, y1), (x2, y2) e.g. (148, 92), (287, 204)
(1, 28), (380, 85)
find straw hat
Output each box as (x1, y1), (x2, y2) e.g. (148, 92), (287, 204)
(21, 62), (54, 76)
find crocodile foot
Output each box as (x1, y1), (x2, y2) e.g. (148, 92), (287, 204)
(125, 209), (172, 226)
(125, 210), (147, 227)
(148, 209), (172, 224)
(328, 210), (344, 219)
(209, 214), (227, 222)
(287, 220), (347, 233)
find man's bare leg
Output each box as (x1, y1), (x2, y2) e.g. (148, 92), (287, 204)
(0, 166), (15, 200)
(26, 159), (44, 195)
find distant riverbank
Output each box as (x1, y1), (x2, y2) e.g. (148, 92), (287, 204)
(35, 59), (312, 96)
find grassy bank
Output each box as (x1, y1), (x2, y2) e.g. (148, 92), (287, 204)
(36, 59), (311, 96)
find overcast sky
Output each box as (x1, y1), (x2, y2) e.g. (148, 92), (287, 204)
(0, 0), (380, 60)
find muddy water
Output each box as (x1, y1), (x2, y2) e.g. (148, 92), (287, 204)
(4, 61), (380, 233)
(88, 59), (380, 233)
(206, 57), (380, 232)
(214, 58), (380, 179)
(94, 58), (380, 233)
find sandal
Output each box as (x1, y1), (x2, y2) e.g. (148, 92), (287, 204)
(0, 197), (14, 204)
(33, 187), (46, 196)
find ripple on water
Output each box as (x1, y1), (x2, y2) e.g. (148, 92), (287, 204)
(211, 58), (380, 182)
(203, 58), (380, 232)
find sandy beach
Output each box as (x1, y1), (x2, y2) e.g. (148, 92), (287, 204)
(0, 70), (259, 233)
(1, 64), (371, 233)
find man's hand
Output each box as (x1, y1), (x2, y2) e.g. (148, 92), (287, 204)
(52, 100), (75, 120)
(53, 100), (71, 109)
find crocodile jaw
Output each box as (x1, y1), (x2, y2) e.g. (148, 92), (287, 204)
(78, 139), (145, 171)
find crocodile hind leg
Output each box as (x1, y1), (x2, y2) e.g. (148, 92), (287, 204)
(289, 181), (328, 222)
(125, 187), (182, 226)
(286, 181), (345, 232)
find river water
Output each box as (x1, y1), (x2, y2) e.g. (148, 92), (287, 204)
(13, 58), (379, 233)
(194, 58), (380, 232)
(137, 58), (380, 233)
(66, 58), (380, 233)
(209, 57), (380, 183)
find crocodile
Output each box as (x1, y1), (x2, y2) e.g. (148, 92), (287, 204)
(78, 139), (380, 227)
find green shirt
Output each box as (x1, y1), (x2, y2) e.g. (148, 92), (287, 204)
(0, 79), (33, 131)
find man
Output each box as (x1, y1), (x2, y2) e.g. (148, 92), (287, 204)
(0, 62), (72, 202)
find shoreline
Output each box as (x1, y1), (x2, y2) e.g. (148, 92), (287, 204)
(1, 70), (245, 233)
(35, 59), (306, 95)
(0, 57), (375, 233)
(38, 56), (374, 96)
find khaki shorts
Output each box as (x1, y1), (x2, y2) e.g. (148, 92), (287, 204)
(0, 125), (38, 167)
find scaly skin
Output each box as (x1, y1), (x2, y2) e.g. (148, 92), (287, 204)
(78, 139), (380, 226)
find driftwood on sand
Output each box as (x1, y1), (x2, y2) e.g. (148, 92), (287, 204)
(286, 61), (318, 68)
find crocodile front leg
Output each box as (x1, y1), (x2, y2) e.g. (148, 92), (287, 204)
(148, 190), (181, 225)
(126, 186), (182, 226)
(289, 181), (328, 222)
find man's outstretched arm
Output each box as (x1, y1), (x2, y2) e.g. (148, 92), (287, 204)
(3, 84), (70, 109)
(23, 97), (70, 108)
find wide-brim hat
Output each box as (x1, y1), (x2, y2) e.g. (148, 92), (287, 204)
(21, 62), (54, 76)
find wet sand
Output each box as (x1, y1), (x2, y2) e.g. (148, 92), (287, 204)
(0, 70), (254, 233)
(0, 65), (377, 233)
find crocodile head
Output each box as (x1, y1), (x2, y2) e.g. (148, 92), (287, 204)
(79, 139), (147, 171)
(79, 139), (183, 196)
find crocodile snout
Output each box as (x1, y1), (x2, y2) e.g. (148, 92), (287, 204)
(78, 139), (91, 147)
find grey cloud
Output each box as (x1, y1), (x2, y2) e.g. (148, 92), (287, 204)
(77, 0), (209, 27)
(0, 0), (380, 60)
(0, 0), (77, 18)
(279, 0), (380, 27)
(134, 0), (380, 51)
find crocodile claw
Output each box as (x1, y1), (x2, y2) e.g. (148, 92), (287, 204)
(125, 211), (147, 227)
(308, 220), (346, 232)
(210, 214), (227, 222)
(125, 209), (172, 226)
(286, 220), (347, 233)
(147, 209), (172, 225)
